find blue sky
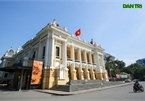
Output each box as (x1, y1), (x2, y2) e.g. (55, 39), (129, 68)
(0, 0), (145, 66)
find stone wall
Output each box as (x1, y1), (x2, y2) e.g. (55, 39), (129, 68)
(69, 80), (123, 91)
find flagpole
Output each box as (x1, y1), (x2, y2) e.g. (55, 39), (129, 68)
(79, 28), (81, 40)
(79, 28), (82, 40)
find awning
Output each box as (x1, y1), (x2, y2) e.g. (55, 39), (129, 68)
(0, 66), (32, 72)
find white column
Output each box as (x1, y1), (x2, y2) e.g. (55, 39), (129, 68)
(94, 53), (97, 65)
(80, 63), (83, 80)
(72, 63), (75, 71)
(84, 50), (87, 63)
(53, 39), (56, 66)
(71, 45), (75, 71)
(62, 41), (67, 68)
(72, 45), (74, 61)
(44, 39), (49, 68)
(86, 65), (89, 72)
(91, 66), (94, 72)
(89, 52), (92, 64)
(95, 51), (101, 72)
(86, 64), (89, 80)
(79, 48), (83, 79)
(79, 48), (81, 62)
(101, 55), (105, 69)
(48, 37), (54, 68)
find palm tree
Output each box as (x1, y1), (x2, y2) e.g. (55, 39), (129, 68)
(104, 55), (114, 78)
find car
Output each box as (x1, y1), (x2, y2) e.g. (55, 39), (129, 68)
(133, 79), (139, 82)
(124, 79), (131, 83)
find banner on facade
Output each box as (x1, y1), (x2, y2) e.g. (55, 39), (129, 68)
(31, 60), (43, 85)
(116, 74), (121, 78)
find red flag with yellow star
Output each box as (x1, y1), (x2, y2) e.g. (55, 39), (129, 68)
(75, 29), (81, 36)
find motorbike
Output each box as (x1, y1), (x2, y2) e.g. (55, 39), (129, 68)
(133, 84), (144, 93)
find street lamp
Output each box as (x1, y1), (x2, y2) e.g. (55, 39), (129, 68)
(110, 68), (113, 80)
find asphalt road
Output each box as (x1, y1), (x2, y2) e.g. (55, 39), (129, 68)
(0, 82), (145, 101)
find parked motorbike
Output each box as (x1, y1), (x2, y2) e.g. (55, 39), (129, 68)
(133, 84), (144, 93)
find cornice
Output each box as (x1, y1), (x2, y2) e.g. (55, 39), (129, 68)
(50, 25), (70, 37)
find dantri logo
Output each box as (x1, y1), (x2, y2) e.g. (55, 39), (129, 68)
(123, 4), (142, 8)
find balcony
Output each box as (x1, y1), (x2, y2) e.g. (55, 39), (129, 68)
(82, 61), (86, 63)
(56, 56), (60, 59)
(67, 58), (73, 61)
(88, 62), (91, 64)
(75, 60), (80, 62)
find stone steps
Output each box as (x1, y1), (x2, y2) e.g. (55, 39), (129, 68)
(50, 80), (124, 92)
(70, 80), (103, 85)
(50, 85), (69, 92)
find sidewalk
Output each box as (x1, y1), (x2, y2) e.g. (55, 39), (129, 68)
(36, 82), (133, 96)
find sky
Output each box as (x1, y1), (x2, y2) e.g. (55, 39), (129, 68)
(0, 0), (145, 66)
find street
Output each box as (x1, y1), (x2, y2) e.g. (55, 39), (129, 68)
(0, 82), (145, 101)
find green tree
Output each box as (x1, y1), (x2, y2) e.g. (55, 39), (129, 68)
(112, 60), (125, 74)
(104, 56), (114, 78)
(122, 63), (145, 80)
(104, 55), (127, 78)
(134, 66), (145, 80)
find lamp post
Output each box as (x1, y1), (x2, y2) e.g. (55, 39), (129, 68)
(110, 68), (112, 80)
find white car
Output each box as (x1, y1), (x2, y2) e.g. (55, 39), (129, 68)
(125, 79), (131, 83)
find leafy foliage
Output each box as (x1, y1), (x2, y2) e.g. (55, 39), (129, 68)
(104, 56), (126, 78)
(104, 55), (145, 81)
(121, 63), (145, 80)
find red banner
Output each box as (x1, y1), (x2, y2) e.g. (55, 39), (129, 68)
(116, 74), (121, 78)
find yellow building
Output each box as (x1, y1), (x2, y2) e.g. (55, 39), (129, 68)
(0, 19), (108, 89)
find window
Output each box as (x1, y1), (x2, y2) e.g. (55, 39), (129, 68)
(32, 51), (36, 59)
(59, 69), (64, 79)
(42, 46), (45, 59)
(56, 46), (60, 59)
(4, 73), (8, 78)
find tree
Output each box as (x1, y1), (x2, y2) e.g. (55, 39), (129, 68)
(122, 63), (145, 80)
(104, 55), (126, 78)
(134, 66), (145, 81)
(104, 55), (114, 78)
(114, 60), (126, 74)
